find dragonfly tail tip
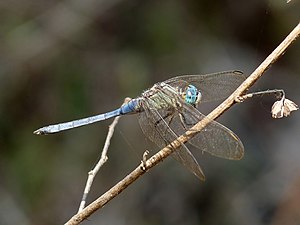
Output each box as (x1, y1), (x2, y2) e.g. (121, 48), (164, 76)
(33, 129), (45, 135)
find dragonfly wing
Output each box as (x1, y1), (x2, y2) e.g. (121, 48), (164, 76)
(165, 70), (245, 103)
(170, 143), (205, 180)
(168, 103), (244, 160)
(138, 99), (205, 180)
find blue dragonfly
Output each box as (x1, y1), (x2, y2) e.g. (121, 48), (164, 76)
(34, 70), (245, 180)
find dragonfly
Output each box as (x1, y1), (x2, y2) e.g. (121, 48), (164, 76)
(34, 70), (245, 180)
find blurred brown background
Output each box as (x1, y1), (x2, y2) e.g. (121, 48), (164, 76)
(0, 0), (299, 224)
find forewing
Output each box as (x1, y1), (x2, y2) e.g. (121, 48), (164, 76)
(167, 103), (244, 160)
(165, 70), (245, 103)
(138, 99), (205, 180)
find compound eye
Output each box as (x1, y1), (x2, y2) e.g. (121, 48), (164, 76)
(185, 85), (199, 105)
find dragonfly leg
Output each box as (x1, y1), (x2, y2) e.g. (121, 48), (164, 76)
(153, 112), (178, 151)
(179, 113), (189, 130)
(154, 110), (174, 127)
(158, 113), (178, 147)
(178, 112), (199, 132)
(152, 109), (178, 149)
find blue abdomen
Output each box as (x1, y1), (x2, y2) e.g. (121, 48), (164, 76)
(120, 98), (141, 114)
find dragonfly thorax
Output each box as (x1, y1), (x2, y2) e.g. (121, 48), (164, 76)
(142, 82), (202, 108)
(140, 82), (179, 109)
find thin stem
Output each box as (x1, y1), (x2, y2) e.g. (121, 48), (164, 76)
(65, 21), (300, 225)
(77, 98), (131, 213)
(238, 89), (285, 101)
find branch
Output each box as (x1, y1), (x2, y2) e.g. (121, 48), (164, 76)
(77, 99), (130, 212)
(65, 21), (300, 225)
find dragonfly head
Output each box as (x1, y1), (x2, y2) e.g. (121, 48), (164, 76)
(184, 85), (202, 106)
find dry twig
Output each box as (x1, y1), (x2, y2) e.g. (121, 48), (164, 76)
(77, 98), (131, 212)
